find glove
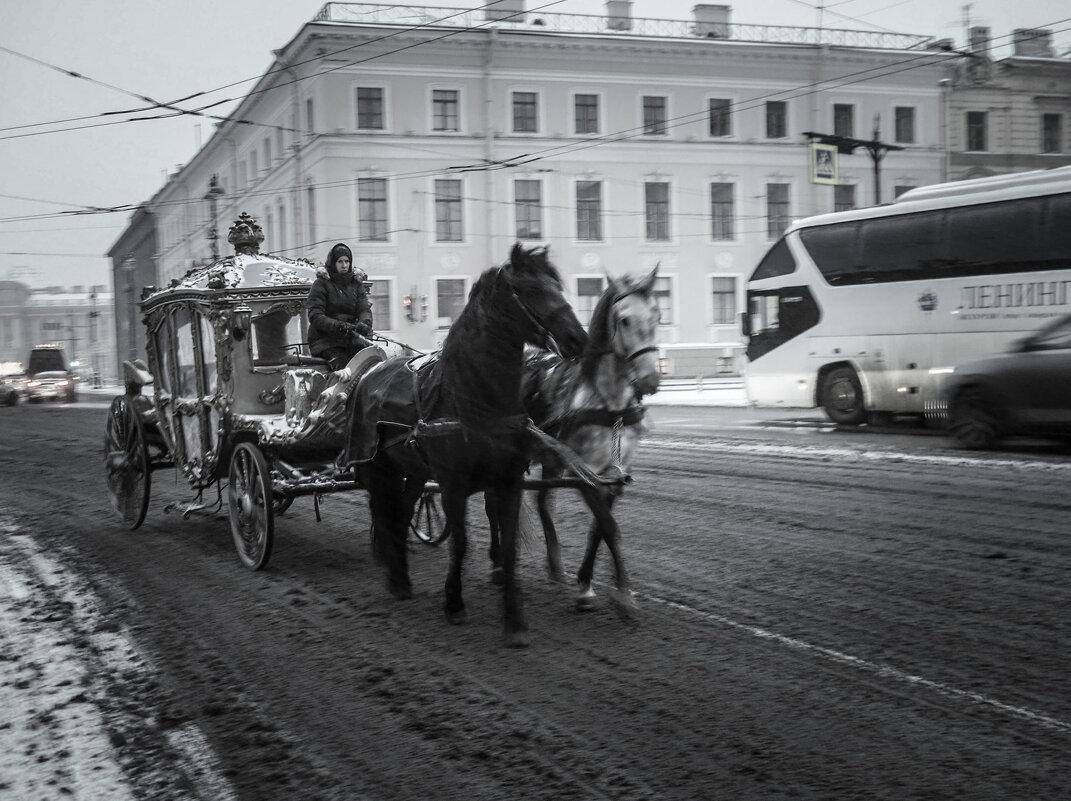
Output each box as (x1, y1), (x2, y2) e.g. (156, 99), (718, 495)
(355, 321), (372, 337)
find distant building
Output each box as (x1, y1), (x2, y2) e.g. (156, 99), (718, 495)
(112, 1), (958, 376)
(946, 26), (1071, 180)
(0, 281), (116, 383)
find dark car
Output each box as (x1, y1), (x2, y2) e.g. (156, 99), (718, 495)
(0, 374), (22, 406)
(944, 314), (1071, 449)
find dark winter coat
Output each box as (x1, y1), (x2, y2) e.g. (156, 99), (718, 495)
(307, 244), (373, 358)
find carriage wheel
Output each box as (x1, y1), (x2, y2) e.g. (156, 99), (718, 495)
(104, 395), (151, 530)
(227, 442), (275, 570)
(410, 489), (448, 545)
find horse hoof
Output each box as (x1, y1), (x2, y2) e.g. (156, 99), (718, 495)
(575, 584), (598, 612)
(546, 569), (569, 585)
(504, 629), (530, 648)
(445, 608), (468, 626)
(389, 581), (413, 601)
(610, 590), (639, 621)
(490, 566), (505, 587)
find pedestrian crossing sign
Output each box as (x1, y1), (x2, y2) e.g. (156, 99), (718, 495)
(811, 142), (838, 185)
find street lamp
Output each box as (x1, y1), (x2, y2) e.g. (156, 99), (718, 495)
(123, 256), (137, 361)
(89, 292), (101, 387)
(204, 174), (225, 261)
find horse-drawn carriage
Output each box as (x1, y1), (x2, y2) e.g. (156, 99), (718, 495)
(103, 214), (394, 568)
(104, 214), (661, 645)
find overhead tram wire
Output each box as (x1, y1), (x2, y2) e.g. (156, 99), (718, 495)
(2, 17), (1068, 225)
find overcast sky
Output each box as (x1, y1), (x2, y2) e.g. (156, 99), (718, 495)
(2, 0), (1068, 291)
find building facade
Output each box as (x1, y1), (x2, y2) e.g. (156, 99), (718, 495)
(117, 1), (956, 376)
(0, 281), (116, 384)
(947, 26), (1071, 180)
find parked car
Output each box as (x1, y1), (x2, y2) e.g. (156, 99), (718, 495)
(26, 371), (76, 403)
(0, 375), (21, 406)
(944, 314), (1071, 449)
(25, 345), (76, 403)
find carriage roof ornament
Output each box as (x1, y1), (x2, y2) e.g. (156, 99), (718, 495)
(228, 212), (265, 256)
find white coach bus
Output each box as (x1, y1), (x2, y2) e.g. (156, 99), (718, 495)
(743, 166), (1071, 424)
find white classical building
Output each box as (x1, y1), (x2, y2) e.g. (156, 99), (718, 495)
(138, 2), (954, 376)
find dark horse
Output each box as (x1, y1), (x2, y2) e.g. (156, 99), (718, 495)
(346, 244), (587, 647)
(488, 266), (661, 612)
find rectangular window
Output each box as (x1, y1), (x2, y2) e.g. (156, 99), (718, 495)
(306, 98), (314, 134)
(575, 93), (598, 134)
(833, 184), (855, 213)
(766, 101), (787, 138)
(833, 104), (854, 138)
(249, 150), (257, 183)
(643, 96), (667, 135)
(895, 106), (916, 144)
(575, 277), (605, 327)
(514, 179), (542, 240)
(436, 278), (466, 329)
(512, 91), (538, 133)
(306, 185), (316, 244)
(1042, 113), (1063, 154)
(653, 276), (673, 325)
(576, 181), (603, 241)
(709, 98), (731, 137)
(358, 178), (389, 242)
(432, 89), (459, 132)
(766, 183), (790, 239)
(369, 279), (392, 330)
(711, 276), (737, 325)
(276, 128), (285, 163)
(967, 111), (987, 151)
(357, 87), (385, 130)
(645, 182), (670, 242)
(434, 179), (463, 242)
(710, 182), (734, 241)
(264, 137), (272, 169)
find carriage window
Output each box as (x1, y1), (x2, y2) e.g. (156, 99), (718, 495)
(173, 306), (198, 398)
(153, 317), (173, 394)
(436, 278), (466, 329)
(252, 306), (306, 364)
(575, 277), (605, 327)
(199, 314), (217, 394)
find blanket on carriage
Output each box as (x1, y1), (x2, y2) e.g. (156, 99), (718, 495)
(343, 352), (447, 464)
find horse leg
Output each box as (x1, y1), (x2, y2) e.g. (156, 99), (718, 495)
(536, 482), (567, 584)
(441, 489), (469, 626)
(487, 486), (529, 648)
(485, 492), (504, 586)
(363, 457), (412, 600)
(575, 487), (636, 618)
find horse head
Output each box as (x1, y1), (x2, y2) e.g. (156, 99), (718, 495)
(504, 243), (587, 359)
(604, 264), (662, 397)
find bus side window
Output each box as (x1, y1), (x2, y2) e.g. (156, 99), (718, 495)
(799, 223), (859, 285)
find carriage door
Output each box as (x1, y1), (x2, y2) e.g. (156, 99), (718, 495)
(170, 304), (219, 484)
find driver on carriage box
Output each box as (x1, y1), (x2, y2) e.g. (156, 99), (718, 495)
(307, 242), (374, 371)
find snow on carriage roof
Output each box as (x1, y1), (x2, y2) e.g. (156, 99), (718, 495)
(141, 253), (318, 306)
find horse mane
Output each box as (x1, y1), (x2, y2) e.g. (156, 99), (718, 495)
(445, 245), (561, 351)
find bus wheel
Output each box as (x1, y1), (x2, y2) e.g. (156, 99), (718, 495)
(949, 386), (998, 450)
(821, 366), (867, 426)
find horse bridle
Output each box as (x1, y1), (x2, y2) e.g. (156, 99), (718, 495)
(502, 268), (575, 358)
(609, 290), (659, 364)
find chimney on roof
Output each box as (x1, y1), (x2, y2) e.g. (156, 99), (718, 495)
(1013, 28), (1054, 57)
(485, 0), (525, 24)
(606, 0), (633, 31)
(694, 4), (730, 39)
(969, 26), (990, 55)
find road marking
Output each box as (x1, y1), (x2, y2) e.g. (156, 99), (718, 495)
(649, 437), (1071, 472)
(645, 593), (1071, 735)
